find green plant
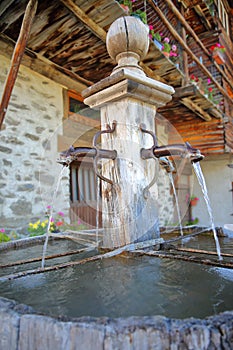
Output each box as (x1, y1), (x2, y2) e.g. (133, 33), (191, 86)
(28, 219), (50, 236)
(131, 9), (147, 24)
(185, 217), (199, 226)
(154, 32), (162, 41)
(0, 232), (11, 243)
(162, 37), (171, 53)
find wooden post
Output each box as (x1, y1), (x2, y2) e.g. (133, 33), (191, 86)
(0, 0), (38, 130)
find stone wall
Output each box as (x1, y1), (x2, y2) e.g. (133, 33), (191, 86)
(0, 54), (70, 233)
(0, 297), (232, 350)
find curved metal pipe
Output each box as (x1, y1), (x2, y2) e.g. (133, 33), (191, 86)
(141, 142), (204, 163)
(57, 146), (117, 166)
(57, 146), (96, 166)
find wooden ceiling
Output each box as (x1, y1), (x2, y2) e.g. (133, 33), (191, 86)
(0, 0), (232, 155)
(0, 0), (185, 86)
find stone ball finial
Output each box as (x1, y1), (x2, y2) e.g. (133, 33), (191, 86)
(106, 16), (149, 75)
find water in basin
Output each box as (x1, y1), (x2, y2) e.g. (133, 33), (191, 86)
(0, 234), (232, 319)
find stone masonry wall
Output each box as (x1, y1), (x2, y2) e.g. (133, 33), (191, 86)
(0, 54), (70, 233)
(0, 297), (232, 350)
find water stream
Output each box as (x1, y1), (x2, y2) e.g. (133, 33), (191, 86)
(192, 162), (222, 260)
(41, 166), (67, 268)
(95, 176), (101, 246)
(168, 172), (183, 236)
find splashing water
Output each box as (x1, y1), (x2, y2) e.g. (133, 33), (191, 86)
(192, 162), (222, 260)
(168, 173), (183, 236)
(41, 166), (67, 268)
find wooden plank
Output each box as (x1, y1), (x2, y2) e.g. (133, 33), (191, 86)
(173, 85), (197, 99)
(0, 0), (38, 129)
(181, 97), (212, 121)
(59, 0), (107, 42)
(0, 0), (16, 16)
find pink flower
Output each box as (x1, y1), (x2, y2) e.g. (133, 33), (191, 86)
(47, 205), (52, 209)
(171, 45), (177, 51)
(58, 211), (64, 217)
(169, 52), (178, 57)
(0, 228), (5, 233)
(50, 218), (54, 222)
(164, 37), (170, 43)
(207, 78), (211, 84)
(149, 34), (152, 40)
(77, 219), (82, 225)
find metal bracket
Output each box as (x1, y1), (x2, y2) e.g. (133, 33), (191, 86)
(139, 123), (158, 198)
(93, 121), (117, 185)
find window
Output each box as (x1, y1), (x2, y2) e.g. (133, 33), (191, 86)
(65, 91), (101, 226)
(70, 162), (97, 203)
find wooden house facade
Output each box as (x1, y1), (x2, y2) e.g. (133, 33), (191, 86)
(0, 0), (232, 232)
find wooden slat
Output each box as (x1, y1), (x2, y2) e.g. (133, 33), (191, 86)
(181, 97), (212, 121)
(59, 0), (107, 42)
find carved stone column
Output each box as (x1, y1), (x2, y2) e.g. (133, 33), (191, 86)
(83, 16), (174, 248)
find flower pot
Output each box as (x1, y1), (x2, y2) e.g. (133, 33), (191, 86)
(153, 39), (163, 50)
(162, 51), (170, 58)
(190, 199), (198, 206)
(213, 50), (225, 65)
(120, 4), (130, 13)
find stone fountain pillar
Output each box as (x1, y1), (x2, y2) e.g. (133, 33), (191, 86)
(82, 16), (174, 248)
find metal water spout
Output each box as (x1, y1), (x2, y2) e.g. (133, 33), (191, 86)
(141, 142), (204, 163)
(57, 122), (118, 185)
(139, 123), (204, 164)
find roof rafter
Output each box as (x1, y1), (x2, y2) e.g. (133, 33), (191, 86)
(59, 0), (107, 42)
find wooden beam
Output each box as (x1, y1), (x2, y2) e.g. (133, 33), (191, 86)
(148, 0), (232, 104)
(173, 84), (197, 99)
(0, 0), (37, 129)
(59, 0), (107, 42)
(208, 107), (223, 119)
(181, 97), (212, 121)
(181, 4), (189, 85)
